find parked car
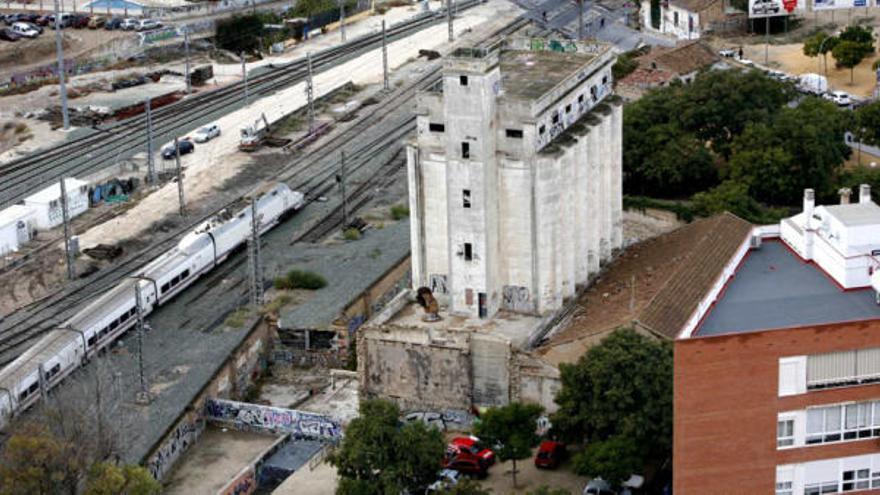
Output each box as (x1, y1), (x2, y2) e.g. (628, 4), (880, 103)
(584, 478), (617, 495)
(824, 90), (852, 106)
(104, 16), (123, 29)
(35, 15), (52, 26)
(797, 73), (828, 95)
(719, 48), (736, 58)
(16, 20), (43, 34)
(193, 124), (221, 143)
(88, 16), (106, 29)
(71, 14), (90, 29)
(534, 440), (566, 469)
(0, 28), (21, 41)
(161, 138), (195, 159)
(3, 13), (26, 25)
(120, 18), (139, 30)
(449, 436), (495, 465)
(426, 469), (460, 492)
(11, 22), (39, 38)
(49, 13), (74, 28)
(136, 19), (161, 31)
(442, 454), (488, 479)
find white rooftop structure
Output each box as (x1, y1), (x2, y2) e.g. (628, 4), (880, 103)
(781, 185), (880, 291)
(23, 178), (89, 230)
(0, 205), (33, 256)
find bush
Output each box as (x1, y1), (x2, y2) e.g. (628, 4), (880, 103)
(343, 228), (361, 241)
(390, 204), (409, 220)
(287, 270), (327, 289)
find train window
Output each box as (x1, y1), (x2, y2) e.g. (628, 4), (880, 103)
(161, 283), (170, 294)
(129, 308), (137, 318)
(88, 335), (97, 346)
(28, 382), (38, 393)
(181, 269), (190, 279)
(109, 320), (119, 331)
(19, 390), (27, 401)
(171, 275), (180, 285)
(51, 364), (60, 375)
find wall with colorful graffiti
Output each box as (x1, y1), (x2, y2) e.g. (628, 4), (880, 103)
(205, 399), (342, 440)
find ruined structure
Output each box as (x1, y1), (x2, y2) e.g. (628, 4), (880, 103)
(361, 39), (622, 412)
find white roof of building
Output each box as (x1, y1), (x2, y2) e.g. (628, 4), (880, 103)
(821, 202), (880, 227)
(23, 178), (87, 205)
(0, 205), (32, 229)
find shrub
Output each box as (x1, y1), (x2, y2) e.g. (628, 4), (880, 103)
(390, 204), (409, 220)
(343, 228), (361, 241)
(286, 269), (327, 290)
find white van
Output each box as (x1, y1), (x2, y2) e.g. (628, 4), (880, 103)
(11, 22), (39, 38)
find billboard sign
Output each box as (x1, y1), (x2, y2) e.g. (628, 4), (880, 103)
(814, 0), (866, 9)
(749, 0), (793, 17)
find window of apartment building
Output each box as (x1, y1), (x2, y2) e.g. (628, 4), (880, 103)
(591, 85), (598, 102)
(842, 469), (871, 492)
(460, 75), (468, 86)
(461, 142), (470, 159)
(673, 11), (679, 27)
(806, 400), (880, 445)
(805, 481), (839, 495)
(602, 75), (608, 85)
(775, 482), (793, 495)
(808, 347), (880, 390)
(505, 129), (523, 139)
(462, 189), (471, 208)
(777, 419), (794, 447)
(464, 243), (473, 261)
(429, 123), (445, 132)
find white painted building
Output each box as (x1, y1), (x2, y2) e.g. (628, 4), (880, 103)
(406, 39), (622, 318)
(23, 178), (89, 230)
(640, 0), (725, 40)
(0, 205), (34, 257)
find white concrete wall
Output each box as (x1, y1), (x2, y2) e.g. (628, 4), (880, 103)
(662, 5), (701, 40)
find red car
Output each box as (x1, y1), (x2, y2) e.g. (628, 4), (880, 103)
(449, 436), (495, 465)
(442, 454), (488, 479)
(534, 440), (566, 468)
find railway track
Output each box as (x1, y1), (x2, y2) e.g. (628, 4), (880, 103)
(0, 0), (485, 208)
(0, 14), (529, 367)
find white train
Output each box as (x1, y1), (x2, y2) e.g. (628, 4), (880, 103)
(0, 183), (305, 428)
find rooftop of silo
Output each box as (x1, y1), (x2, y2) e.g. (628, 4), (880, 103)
(499, 49), (598, 100)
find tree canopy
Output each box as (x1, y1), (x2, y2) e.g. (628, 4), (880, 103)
(329, 399), (445, 495)
(551, 328), (672, 485)
(473, 402), (543, 488)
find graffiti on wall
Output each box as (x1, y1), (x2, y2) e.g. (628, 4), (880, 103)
(502, 286), (531, 313)
(220, 467), (257, 495)
(205, 399), (342, 439)
(403, 409), (474, 432)
(429, 274), (448, 295)
(146, 417), (204, 480)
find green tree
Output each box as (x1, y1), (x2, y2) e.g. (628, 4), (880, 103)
(839, 25), (875, 46)
(854, 101), (880, 146)
(833, 40), (871, 84)
(803, 31), (838, 76)
(473, 402), (543, 489)
(552, 328), (672, 481)
(0, 424), (82, 495)
(691, 180), (784, 224)
(329, 399), (445, 495)
(573, 435), (642, 485)
(84, 463), (161, 495)
(440, 479), (493, 494)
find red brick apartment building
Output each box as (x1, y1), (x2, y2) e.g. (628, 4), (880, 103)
(672, 186), (880, 495)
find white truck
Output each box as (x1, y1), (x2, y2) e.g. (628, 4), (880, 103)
(797, 73), (828, 96)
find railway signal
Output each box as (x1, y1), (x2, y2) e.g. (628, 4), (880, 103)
(174, 137), (186, 216)
(60, 177), (75, 280)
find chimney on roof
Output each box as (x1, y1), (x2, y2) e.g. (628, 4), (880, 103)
(839, 187), (852, 204)
(804, 188), (815, 220)
(860, 184), (872, 204)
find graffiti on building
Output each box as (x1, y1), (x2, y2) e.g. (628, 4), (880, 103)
(502, 286), (531, 313)
(403, 409), (473, 432)
(220, 467), (256, 495)
(205, 399), (342, 439)
(429, 274), (448, 295)
(146, 417), (204, 480)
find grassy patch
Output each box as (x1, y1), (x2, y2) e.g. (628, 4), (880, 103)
(224, 308), (252, 328)
(262, 292), (294, 314)
(390, 204), (409, 220)
(274, 269), (327, 290)
(343, 228), (361, 241)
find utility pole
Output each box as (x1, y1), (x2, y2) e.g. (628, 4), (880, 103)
(174, 137), (185, 216)
(764, 16), (769, 67)
(53, 0), (70, 131)
(338, 151), (348, 228)
(184, 29), (191, 94)
(247, 198), (264, 307)
(59, 177), (75, 280)
(339, 0), (346, 41)
(241, 52), (249, 106)
(145, 98), (156, 184)
(134, 282), (151, 405)
(382, 20), (389, 91)
(306, 52), (315, 134)
(447, 0), (453, 42)
(577, 0), (584, 39)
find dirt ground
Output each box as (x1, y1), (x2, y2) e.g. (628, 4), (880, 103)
(740, 42), (880, 97)
(476, 451), (588, 495)
(0, 28), (131, 75)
